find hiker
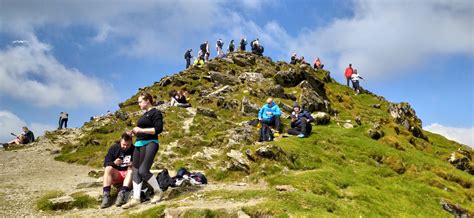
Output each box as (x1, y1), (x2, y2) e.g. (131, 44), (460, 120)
(184, 49), (193, 68)
(287, 102), (314, 138)
(101, 133), (135, 208)
(216, 39), (225, 58)
(251, 38), (264, 55)
(258, 97), (282, 141)
(298, 56), (306, 64)
(290, 53), (297, 65)
(58, 111), (68, 129)
(228, 39), (235, 52)
(122, 92), (164, 209)
(344, 64), (353, 87)
(199, 41), (207, 61)
(313, 57), (324, 69)
(7, 126), (34, 146)
(170, 90), (191, 108)
(239, 38), (247, 51)
(205, 41), (210, 62)
(351, 69), (364, 94)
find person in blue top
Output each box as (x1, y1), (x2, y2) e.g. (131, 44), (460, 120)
(287, 102), (314, 138)
(258, 97), (282, 136)
(122, 92), (164, 209)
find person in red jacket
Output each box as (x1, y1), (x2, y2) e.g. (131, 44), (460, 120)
(344, 64), (353, 87)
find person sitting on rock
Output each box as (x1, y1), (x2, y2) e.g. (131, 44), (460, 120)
(313, 57), (324, 69)
(258, 98), (282, 137)
(6, 126), (34, 147)
(351, 69), (364, 95)
(297, 56), (306, 64)
(101, 133), (135, 208)
(287, 102), (314, 138)
(170, 90), (191, 108)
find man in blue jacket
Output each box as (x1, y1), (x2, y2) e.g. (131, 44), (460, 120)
(288, 102), (314, 138)
(258, 98), (282, 136)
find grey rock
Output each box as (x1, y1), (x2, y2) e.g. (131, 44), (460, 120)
(274, 70), (304, 87)
(197, 107), (217, 118)
(227, 124), (259, 147)
(371, 104), (381, 109)
(343, 123), (354, 129)
(238, 72), (266, 83)
(76, 181), (102, 189)
(275, 185), (296, 192)
(226, 150), (250, 172)
(256, 145), (286, 160)
(49, 196), (74, 209)
(209, 71), (239, 85)
(114, 111), (129, 121)
(241, 96), (260, 115)
(368, 129), (384, 140)
(312, 112), (330, 125)
(299, 88), (326, 113)
(217, 98), (240, 110)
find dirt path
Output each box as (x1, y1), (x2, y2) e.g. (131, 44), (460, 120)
(0, 138), (267, 217)
(0, 144), (96, 217)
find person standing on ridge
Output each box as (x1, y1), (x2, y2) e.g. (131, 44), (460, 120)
(239, 38), (247, 51)
(184, 49), (193, 68)
(59, 111), (68, 129)
(290, 53), (297, 64)
(216, 39), (224, 58)
(228, 39), (235, 52)
(199, 41), (207, 61)
(205, 41), (210, 62)
(122, 92), (164, 209)
(351, 69), (364, 95)
(344, 64), (354, 87)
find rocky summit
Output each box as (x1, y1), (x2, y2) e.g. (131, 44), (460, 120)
(1, 52), (472, 217)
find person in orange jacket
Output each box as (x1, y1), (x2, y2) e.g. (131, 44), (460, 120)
(344, 64), (353, 87)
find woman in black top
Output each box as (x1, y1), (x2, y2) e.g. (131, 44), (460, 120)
(122, 92), (164, 209)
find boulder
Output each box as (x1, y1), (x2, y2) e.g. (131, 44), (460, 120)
(49, 196), (74, 209)
(227, 124), (259, 147)
(241, 96), (260, 115)
(449, 149), (473, 174)
(114, 111), (129, 121)
(256, 145), (286, 161)
(196, 107), (217, 118)
(266, 85), (287, 99)
(302, 72), (326, 97)
(209, 71), (239, 85)
(275, 185), (296, 192)
(238, 72), (266, 83)
(226, 150), (250, 172)
(279, 102), (293, 113)
(388, 102), (426, 140)
(274, 70), (304, 87)
(299, 88), (326, 113)
(312, 112), (330, 125)
(206, 85), (233, 97)
(368, 129), (384, 140)
(343, 123), (354, 129)
(371, 104), (381, 109)
(217, 98), (240, 110)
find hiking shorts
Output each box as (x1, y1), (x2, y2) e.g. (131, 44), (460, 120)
(112, 170), (128, 184)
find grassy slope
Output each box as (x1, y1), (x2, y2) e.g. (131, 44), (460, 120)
(47, 53), (472, 216)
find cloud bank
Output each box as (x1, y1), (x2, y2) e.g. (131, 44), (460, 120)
(424, 123), (473, 147)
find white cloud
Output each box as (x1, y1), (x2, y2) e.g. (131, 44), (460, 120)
(0, 37), (113, 107)
(424, 123), (474, 147)
(289, 0), (474, 81)
(0, 110), (54, 143)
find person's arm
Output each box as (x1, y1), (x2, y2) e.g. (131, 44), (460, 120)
(258, 106), (264, 120)
(104, 146), (117, 167)
(305, 112), (314, 122)
(273, 105), (281, 116)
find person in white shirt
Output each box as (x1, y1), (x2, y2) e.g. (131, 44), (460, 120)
(351, 69), (364, 94)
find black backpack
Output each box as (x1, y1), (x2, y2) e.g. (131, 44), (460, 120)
(200, 43), (206, 51)
(217, 40), (223, 48)
(259, 124), (274, 141)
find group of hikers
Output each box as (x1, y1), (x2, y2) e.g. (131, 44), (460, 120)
(344, 63), (364, 94)
(257, 97), (314, 141)
(101, 92), (164, 209)
(184, 37), (264, 68)
(290, 53), (324, 70)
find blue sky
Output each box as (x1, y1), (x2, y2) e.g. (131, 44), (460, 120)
(0, 0), (473, 146)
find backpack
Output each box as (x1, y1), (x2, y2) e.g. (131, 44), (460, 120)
(156, 169), (174, 191)
(259, 124), (273, 141)
(200, 43), (206, 51)
(217, 40), (223, 48)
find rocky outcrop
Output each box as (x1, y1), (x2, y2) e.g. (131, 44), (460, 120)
(241, 96), (260, 115)
(274, 70), (304, 87)
(388, 103), (427, 140)
(299, 88), (326, 113)
(238, 72), (266, 83)
(209, 71), (239, 85)
(449, 149), (473, 175)
(312, 112), (330, 125)
(227, 124), (259, 147)
(227, 150), (250, 172)
(197, 107), (217, 118)
(256, 145), (287, 161)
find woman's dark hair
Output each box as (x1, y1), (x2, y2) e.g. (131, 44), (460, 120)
(139, 92), (154, 105)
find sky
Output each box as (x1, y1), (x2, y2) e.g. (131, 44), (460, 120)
(0, 0), (473, 147)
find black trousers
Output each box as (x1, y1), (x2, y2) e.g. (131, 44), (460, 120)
(262, 116), (281, 133)
(59, 118), (68, 129)
(288, 118), (312, 135)
(132, 142), (159, 183)
(186, 58), (191, 68)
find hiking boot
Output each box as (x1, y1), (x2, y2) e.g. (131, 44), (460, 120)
(297, 133), (306, 138)
(115, 190), (131, 207)
(100, 193), (113, 209)
(121, 198), (140, 209)
(150, 190), (163, 204)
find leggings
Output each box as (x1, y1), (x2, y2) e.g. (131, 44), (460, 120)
(132, 142), (159, 183)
